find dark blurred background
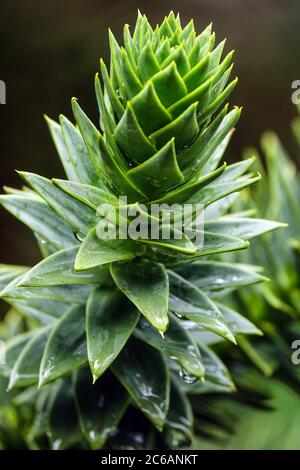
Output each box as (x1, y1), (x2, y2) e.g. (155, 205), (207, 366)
(1, 0), (300, 267)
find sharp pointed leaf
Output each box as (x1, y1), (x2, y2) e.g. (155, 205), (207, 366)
(151, 163), (226, 205)
(111, 259), (169, 333)
(0, 264), (29, 293)
(205, 218), (285, 240)
(45, 116), (78, 182)
(188, 175), (261, 205)
(48, 380), (81, 450)
(168, 271), (235, 342)
(53, 179), (118, 210)
(74, 368), (129, 449)
(86, 287), (139, 380)
(181, 344), (235, 394)
(39, 305), (87, 385)
(216, 303), (262, 336)
(19, 246), (111, 287)
(126, 139), (184, 198)
(164, 379), (193, 448)
(135, 314), (204, 378)
(112, 337), (170, 431)
(9, 326), (52, 389)
(0, 194), (75, 250)
(114, 103), (156, 164)
(2, 275), (92, 304)
(75, 228), (141, 270)
(149, 102), (199, 152)
(175, 261), (267, 291)
(131, 81), (171, 135)
(18, 172), (98, 237)
(138, 42), (160, 82)
(60, 115), (103, 186)
(0, 331), (36, 378)
(151, 62), (187, 108)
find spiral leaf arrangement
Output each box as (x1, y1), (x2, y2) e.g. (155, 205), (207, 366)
(0, 12), (282, 449)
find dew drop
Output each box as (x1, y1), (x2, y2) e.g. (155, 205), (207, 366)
(173, 311), (183, 319)
(158, 330), (165, 339)
(74, 231), (84, 242)
(179, 368), (198, 384)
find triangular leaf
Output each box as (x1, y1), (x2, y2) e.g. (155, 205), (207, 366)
(39, 305), (87, 385)
(86, 287), (139, 380)
(75, 228), (141, 270)
(111, 259), (169, 334)
(9, 326), (52, 389)
(168, 271), (235, 342)
(19, 246), (111, 287)
(74, 368), (129, 450)
(112, 337), (170, 431)
(135, 314), (204, 378)
(175, 261), (267, 291)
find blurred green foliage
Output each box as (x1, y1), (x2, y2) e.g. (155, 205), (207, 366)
(1, 0), (300, 267)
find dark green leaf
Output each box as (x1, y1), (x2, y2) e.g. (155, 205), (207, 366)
(8, 326), (52, 389)
(168, 76), (212, 118)
(0, 264), (29, 293)
(216, 303), (262, 336)
(184, 53), (210, 91)
(164, 379), (193, 448)
(53, 179), (118, 211)
(86, 287), (139, 380)
(130, 81), (171, 135)
(182, 344), (235, 394)
(75, 228), (141, 269)
(74, 368), (129, 449)
(18, 172), (98, 237)
(20, 246), (111, 287)
(151, 62), (187, 108)
(0, 194), (75, 250)
(39, 305), (87, 385)
(111, 259), (169, 334)
(149, 102), (199, 152)
(100, 58), (125, 120)
(138, 43), (160, 83)
(205, 217), (285, 240)
(60, 114), (104, 187)
(114, 103), (156, 164)
(168, 271), (235, 342)
(126, 139), (184, 198)
(151, 164), (225, 205)
(198, 78), (238, 125)
(112, 337), (170, 431)
(2, 275), (92, 304)
(175, 261), (267, 291)
(48, 380), (81, 450)
(135, 314), (204, 379)
(71, 99), (103, 177)
(45, 116), (78, 182)
(179, 105), (237, 174)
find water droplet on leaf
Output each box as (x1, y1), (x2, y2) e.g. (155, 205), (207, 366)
(179, 368), (198, 384)
(74, 231), (84, 242)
